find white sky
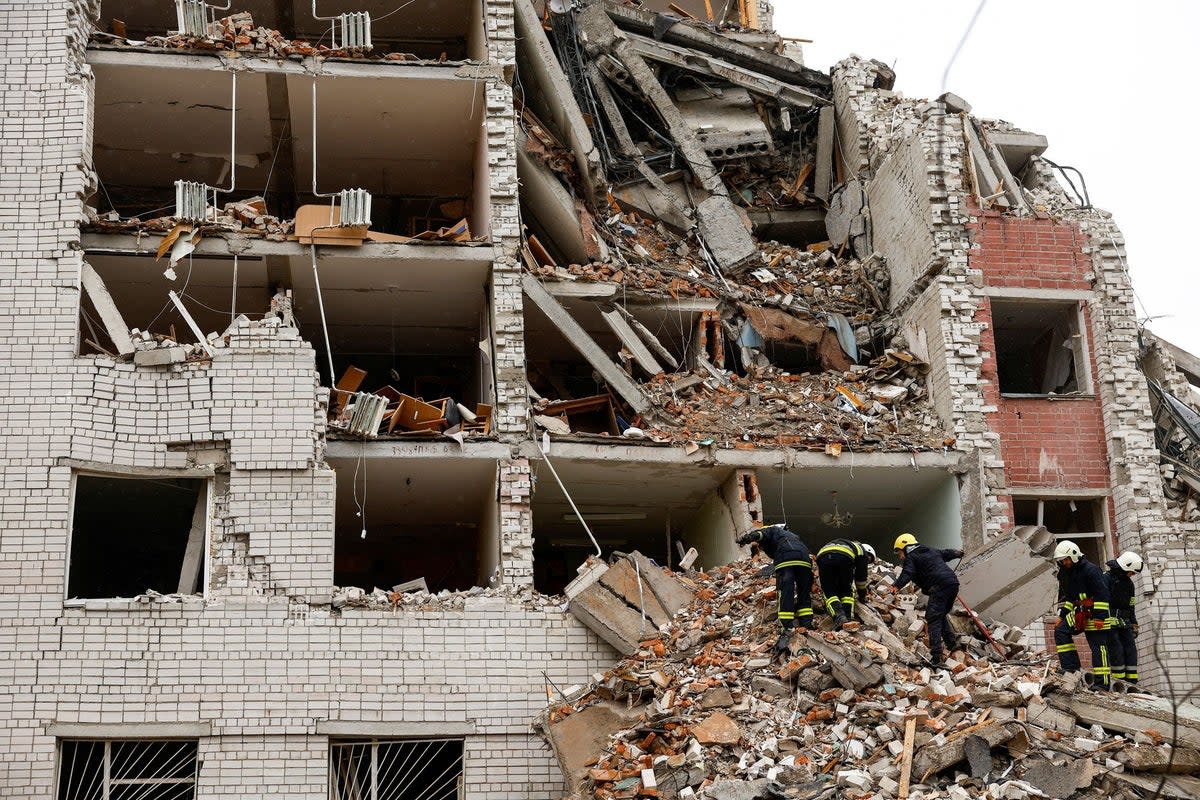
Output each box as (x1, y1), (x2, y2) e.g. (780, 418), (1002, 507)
(775, 1), (1200, 356)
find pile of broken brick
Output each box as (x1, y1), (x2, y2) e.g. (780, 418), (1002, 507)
(539, 556), (1200, 800)
(85, 195), (294, 241)
(96, 11), (454, 63)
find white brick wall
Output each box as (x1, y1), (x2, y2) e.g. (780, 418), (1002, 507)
(0, 1), (617, 795)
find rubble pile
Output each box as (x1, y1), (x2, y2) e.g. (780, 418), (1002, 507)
(98, 12), (453, 63)
(85, 194), (294, 241)
(1160, 464), (1199, 522)
(539, 556), (1200, 800)
(634, 354), (943, 451)
(331, 582), (564, 613)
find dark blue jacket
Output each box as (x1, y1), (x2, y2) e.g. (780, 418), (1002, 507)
(1105, 559), (1138, 624)
(1057, 556), (1110, 624)
(895, 544), (959, 595)
(817, 538), (870, 588)
(746, 525), (810, 567)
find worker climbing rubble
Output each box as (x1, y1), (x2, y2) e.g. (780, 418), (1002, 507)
(1106, 550), (1143, 684)
(1053, 540), (1113, 690)
(540, 551), (1197, 800)
(814, 538), (875, 629)
(889, 533), (963, 669)
(736, 523), (813, 654)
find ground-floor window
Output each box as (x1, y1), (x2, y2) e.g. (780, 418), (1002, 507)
(330, 738), (464, 800)
(57, 739), (198, 800)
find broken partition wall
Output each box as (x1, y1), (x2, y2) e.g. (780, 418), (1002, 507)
(329, 455), (500, 593)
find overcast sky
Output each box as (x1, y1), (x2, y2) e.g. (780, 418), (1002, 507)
(775, 1), (1200, 357)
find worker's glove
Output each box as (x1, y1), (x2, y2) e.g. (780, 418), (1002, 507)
(1088, 618), (1106, 631)
(774, 631), (792, 655)
(1131, 623), (1140, 635)
(736, 532), (756, 546)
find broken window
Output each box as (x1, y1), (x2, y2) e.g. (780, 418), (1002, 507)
(1012, 496), (1108, 565)
(330, 738), (464, 800)
(57, 739), (198, 800)
(331, 457), (496, 593)
(69, 475), (207, 599)
(990, 299), (1087, 396)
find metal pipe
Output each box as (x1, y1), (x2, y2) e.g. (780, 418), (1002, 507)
(538, 441), (602, 557)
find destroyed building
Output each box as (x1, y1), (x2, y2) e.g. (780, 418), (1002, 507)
(0, 0), (1197, 796)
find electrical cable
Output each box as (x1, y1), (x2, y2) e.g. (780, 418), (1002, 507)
(941, 0), (987, 94)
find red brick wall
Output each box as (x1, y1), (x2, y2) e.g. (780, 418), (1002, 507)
(975, 300), (1109, 490)
(968, 210), (1092, 289)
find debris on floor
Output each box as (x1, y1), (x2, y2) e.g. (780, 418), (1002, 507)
(92, 11), (466, 64)
(326, 366), (492, 441)
(537, 555), (1200, 799)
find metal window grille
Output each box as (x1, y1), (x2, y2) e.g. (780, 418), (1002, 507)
(330, 738), (464, 800)
(57, 739), (198, 800)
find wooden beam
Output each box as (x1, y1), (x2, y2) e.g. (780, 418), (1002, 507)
(898, 715), (917, 800)
(601, 307), (663, 376)
(963, 123), (1009, 210)
(521, 275), (652, 415)
(177, 483), (208, 594)
(80, 261), (135, 355)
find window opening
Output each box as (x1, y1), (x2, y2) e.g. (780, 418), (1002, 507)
(1013, 496), (1107, 564)
(330, 738), (464, 800)
(57, 739), (198, 800)
(991, 299), (1086, 396)
(69, 475), (207, 599)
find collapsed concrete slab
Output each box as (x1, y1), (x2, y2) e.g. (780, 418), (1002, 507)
(567, 551), (693, 655)
(539, 699), (644, 793)
(957, 525), (1057, 627)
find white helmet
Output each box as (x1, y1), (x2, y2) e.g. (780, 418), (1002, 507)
(1053, 540), (1083, 565)
(860, 543), (877, 562)
(1116, 551), (1144, 573)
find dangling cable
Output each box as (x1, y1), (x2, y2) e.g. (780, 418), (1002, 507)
(309, 244), (337, 385)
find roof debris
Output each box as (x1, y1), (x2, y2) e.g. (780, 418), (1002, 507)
(538, 554), (1200, 799)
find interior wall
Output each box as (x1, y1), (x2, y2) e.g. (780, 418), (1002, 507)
(475, 464), (501, 587)
(682, 490), (739, 571)
(888, 474), (962, 554)
(468, 0), (487, 62)
(470, 113), (491, 239)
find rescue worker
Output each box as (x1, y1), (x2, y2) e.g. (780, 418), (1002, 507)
(1105, 550), (1142, 684)
(1053, 540), (1113, 690)
(889, 533), (963, 668)
(737, 523), (814, 653)
(815, 538), (877, 628)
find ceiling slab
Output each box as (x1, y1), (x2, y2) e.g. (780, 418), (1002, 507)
(92, 61), (274, 193)
(286, 72), (483, 197)
(329, 455), (495, 526)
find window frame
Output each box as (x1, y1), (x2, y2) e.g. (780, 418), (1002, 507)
(55, 738), (199, 800)
(64, 464), (213, 604)
(1012, 493), (1111, 564)
(985, 291), (1094, 398)
(329, 736), (465, 800)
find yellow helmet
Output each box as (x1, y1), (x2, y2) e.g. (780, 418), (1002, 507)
(893, 533), (917, 552)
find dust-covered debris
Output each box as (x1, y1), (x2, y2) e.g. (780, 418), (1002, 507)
(537, 555), (1199, 799)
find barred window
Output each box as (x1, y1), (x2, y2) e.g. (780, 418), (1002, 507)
(330, 738), (464, 800)
(57, 739), (198, 800)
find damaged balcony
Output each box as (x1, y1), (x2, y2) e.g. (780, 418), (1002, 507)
(87, 50), (489, 241)
(327, 454), (501, 597)
(529, 446), (961, 595)
(94, 0), (488, 62)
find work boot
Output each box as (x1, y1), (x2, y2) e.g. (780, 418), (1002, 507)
(832, 611), (850, 629)
(774, 629), (793, 655)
